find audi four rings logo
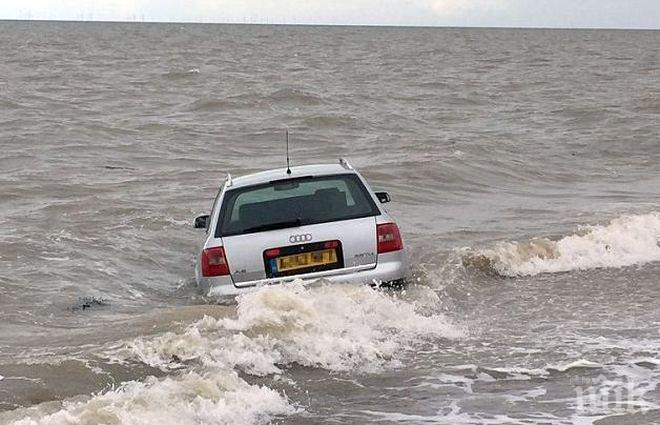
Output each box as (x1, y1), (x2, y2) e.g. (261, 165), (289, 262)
(289, 233), (312, 243)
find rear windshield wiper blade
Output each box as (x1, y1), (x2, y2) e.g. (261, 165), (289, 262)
(242, 218), (302, 233)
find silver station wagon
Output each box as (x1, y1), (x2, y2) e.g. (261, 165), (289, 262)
(193, 159), (408, 297)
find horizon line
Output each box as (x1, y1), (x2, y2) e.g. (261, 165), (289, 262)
(1, 18), (659, 31)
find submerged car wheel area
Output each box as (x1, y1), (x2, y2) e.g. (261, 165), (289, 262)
(193, 159), (408, 297)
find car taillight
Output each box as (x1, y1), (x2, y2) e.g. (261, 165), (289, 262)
(377, 223), (403, 254)
(264, 248), (280, 258)
(201, 246), (230, 277)
(324, 240), (340, 249)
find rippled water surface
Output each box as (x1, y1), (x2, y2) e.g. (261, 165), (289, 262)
(0, 21), (659, 424)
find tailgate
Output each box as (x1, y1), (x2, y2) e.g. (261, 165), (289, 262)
(222, 216), (377, 287)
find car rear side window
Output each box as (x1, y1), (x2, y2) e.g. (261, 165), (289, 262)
(216, 174), (380, 237)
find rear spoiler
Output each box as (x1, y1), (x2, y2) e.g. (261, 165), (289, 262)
(226, 161), (351, 188)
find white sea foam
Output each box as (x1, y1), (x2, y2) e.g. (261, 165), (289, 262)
(546, 359), (602, 373)
(128, 281), (463, 374)
(359, 407), (561, 425)
(7, 370), (293, 425)
(465, 212), (660, 276)
(7, 282), (461, 424)
(476, 359), (602, 381)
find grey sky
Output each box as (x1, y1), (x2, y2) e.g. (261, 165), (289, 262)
(3, 0), (660, 29)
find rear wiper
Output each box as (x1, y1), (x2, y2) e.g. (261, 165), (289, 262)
(242, 218), (302, 233)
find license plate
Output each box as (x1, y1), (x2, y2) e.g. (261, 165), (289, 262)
(277, 249), (338, 273)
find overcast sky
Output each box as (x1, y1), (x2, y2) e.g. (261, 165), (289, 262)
(3, 0), (660, 29)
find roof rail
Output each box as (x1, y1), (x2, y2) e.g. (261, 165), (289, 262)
(225, 173), (233, 188)
(339, 158), (353, 170)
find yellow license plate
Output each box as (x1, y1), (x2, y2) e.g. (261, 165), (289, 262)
(277, 249), (338, 272)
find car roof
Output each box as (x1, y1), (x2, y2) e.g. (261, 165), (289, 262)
(228, 163), (356, 189)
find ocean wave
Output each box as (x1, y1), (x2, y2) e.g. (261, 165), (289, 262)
(266, 88), (326, 105)
(185, 98), (235, 112)
(301, 113), (358, 128)
(450, 359), (604, 382)
(5, 282), (462, 424)
(462, 212), (660, 277)
(4, 370), (293, 425)
(0, 97), (26, 109)
(125, 281), (463, 374)
(162, 68), (201, 79)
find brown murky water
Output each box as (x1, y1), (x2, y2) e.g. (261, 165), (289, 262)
(1, 21), (659, 424)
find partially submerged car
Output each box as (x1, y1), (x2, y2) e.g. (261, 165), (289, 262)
(193, 159), (407, 297)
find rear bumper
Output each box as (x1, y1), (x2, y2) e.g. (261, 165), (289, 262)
(197, 250), (408, 298)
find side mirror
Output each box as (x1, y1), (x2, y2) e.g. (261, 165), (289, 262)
(375, 192), (391, 204)
(193, 214), (209, 229)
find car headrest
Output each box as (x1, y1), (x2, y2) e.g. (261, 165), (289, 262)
(239, 203), (265, 228)
(315, 188), (347, 207)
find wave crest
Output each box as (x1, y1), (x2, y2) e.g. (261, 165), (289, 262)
(5, 283), (462, 424)
(130, 281), (463, 374)
(463, 212), (660, 276)
(5, 371), (293, 425)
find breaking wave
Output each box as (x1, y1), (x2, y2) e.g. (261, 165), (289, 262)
(463, 212), (660, 277)
(125, 281), (462, 374)
(7, 371), (293, 425)
(4, 282), (461, 424)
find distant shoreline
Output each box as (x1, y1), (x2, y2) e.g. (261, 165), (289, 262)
(1, 19), (659, 31)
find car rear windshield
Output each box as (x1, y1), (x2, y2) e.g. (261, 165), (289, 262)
(216, 174), (380, 237)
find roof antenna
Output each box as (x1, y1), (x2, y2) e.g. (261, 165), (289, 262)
(285, 128), (292, 175)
